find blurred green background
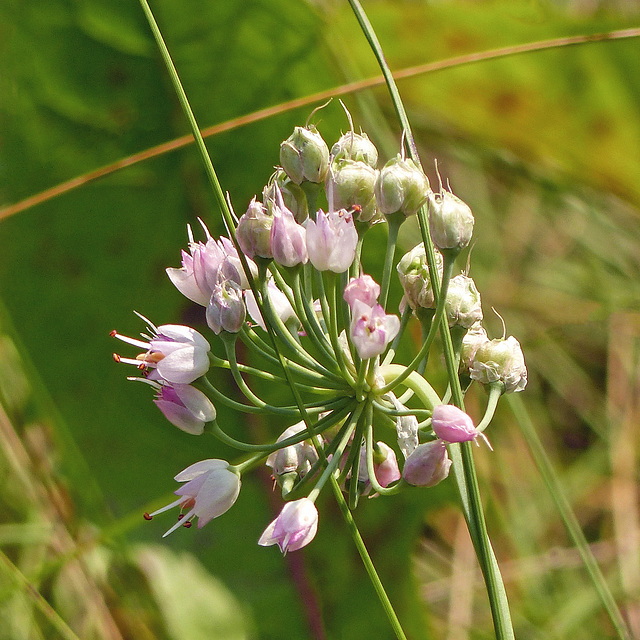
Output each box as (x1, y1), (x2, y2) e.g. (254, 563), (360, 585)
(1, 0), (639, 638)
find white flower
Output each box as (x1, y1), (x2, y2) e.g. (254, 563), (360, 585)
(258, 498), (318, 554)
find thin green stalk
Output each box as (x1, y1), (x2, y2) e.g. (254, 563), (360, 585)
(508, 394), (632, 640)
(379, 213), (402, 309)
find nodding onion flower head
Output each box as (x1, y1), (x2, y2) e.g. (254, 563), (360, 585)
(145, 459), (241, 537)
(428, 188), (474, 253)
(375, 155), (431, 217)
(258, 498), (319, 554)
(403, 440), (452, 487)
(470, 336), (528, 394)
(269, 187), (308, 267)
(206, 279), (246, 335)
(445, 274), (483, 329)
(343, 274), (381, 309)
(280, 125), (330, 185)
(166, 220), (253, 306)
(112, 315), (210, 385)
(349, 300), (400, 360)
(326, 159), (379, 223)
(397, 243), (444, 311)
(330, 131), (378, 167)
(305, 208), (358, 273)
(149, 382), (216, 435)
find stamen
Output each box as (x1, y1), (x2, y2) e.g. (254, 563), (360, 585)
(112, 353), (121, 363)
(143, 512), (153, 520)
(183, 521), (193, 529)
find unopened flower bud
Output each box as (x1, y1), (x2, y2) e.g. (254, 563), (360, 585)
(263, 169), (308, 224)
(431, 404), (479, 444)
(270, 196), (308, 268)
(343, 274), (380, 309)
(445, 274), (483, 328)
(459, 322), (489, 375)
(358, 441), (401, 490)
(258, 498), (319, 553)
(403, 440), (452, 487)
(470, 336), (527, 393)
(206, 280), (246, 334)
(397, 243), (444, 310)
(236, 198), (273, 259)
(280, 126), (329, 184)
(331, 131), (378, 167)
(327, 159), (378, 222)
(375, 155), (430, 217)
(428, 189), (474, 252)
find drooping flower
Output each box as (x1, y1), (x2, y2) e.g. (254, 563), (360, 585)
(358, 441), (401, 491)
(470, 336), (527, 393)
(145, 459), (241, 537)
(206, 279), (246, 334)
(258, 498), (319, 553)
(152, 382), (216, 435)
(403, 440), (452, 487)
(269, 189), (308, 267)
(343, 274), (380, 309)
(266, 421), (318, 481)
(112, 315), (211, 385)
(349, 300), (400, 360)
(430, 404), (479, 444)
(305, 208), (358, 273)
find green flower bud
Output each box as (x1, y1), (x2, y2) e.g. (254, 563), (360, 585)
(445, 274), (483, 328)
(428, 190), (474, 252)
(279, 125), (330, 185)
(470, 336), (527, 393)
(397, 243), (443, 310)
(375, 155), (431, 217)
(330, 131), (378, 167)
(236, 198), (273, 259)
(327, 159), (378, 222)
(263, 169), (309, 224)
(459, 321), (489, 375)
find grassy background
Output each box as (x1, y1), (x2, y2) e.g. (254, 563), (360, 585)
(1, 0), (639, 638)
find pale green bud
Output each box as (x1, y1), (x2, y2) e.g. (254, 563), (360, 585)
(445, 274), (483, 328)
(397, 243), (443, 310)
(280, 126), (330, 185)
(375, 155), (430, 217)
(459, 322), (489, 375)
(429, 190), (474, 252)
(236, 198), (273, 259)
(263, 169), (309, 223)
(470, 336), (528, 393)
(331, 131), (378, 167)
(327, 159), (378, 222)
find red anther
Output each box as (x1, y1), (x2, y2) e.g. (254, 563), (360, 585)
(143, 512), (153, 520)
(138, 363), (145, 370)
(183, 521), (192, 529)
(351, 204), (362, 215)
(112, 353), (121, 362)
(109, 329), (117, 337)
(177, 513), (184, 520)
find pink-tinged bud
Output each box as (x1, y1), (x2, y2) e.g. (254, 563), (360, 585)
(327, 159), (379, 222)
(431, 404), (478, 444)
(343, 274), (380, 309)
(280, 126), (329, 184)
(146, 459), (241, 537)
(305, 208), (358, 273)
(459, 322), (489, 375)
(375, 155), (430, 217)
(153, 383), (216, 435)
(470, 336), (527, 393)
(236, 198), (273, 259)
(263, 169), (309, 224)
(258, 498), (319, 554)
(350, 300), (400, 360)
(331, 131), (378, 167)
(428, 189), (474, 252)
(269, 191), (308, 267)
(403, 440), (452, 487)
(359, 441), (401, 489)
(397, 243), (444, 310)
(445, 274), (483, 328)
(206, 280), (246, 335)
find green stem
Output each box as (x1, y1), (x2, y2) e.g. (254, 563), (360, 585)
(379, 213), (402, 309)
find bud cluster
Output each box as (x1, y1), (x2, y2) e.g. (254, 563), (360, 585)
(111, 109), (527, 553)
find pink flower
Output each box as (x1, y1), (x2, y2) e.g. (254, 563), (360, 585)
(206, 279), (246, 334)
(431, 404), (483, 445)
(153, 382), (216, 435)
(403, 440), (452, 487)
(112, 315), (210, 384)
(343, 274), (380, 309)
(305, 208), (358, 272)
(269, 189), (308, 267)
(358, 441), (401, 491)
(349, 300), (400, 360)
(258, 498), (318, 553)
(145, 459), (241, 537)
